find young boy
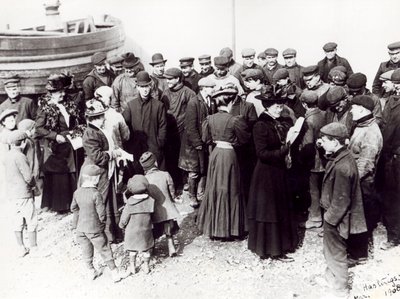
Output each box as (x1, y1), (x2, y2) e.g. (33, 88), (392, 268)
(140, 151), (180, 257)
(71, 164), (123, 282)
(4, 130), (38, 257)
(119, 175), (155, 275)
(315, 122), (367, 298)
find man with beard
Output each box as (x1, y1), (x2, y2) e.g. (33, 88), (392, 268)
(317, 42), (353, 83)
(161, 68), (197, 190)
(0, 75), (37, 124)
(283, 48), (305, 89)
(219, 47), (242, 76)
(180, 57), (201, 93)
(149, 53), (169, 93)
(198, 55), (214, 79)
(262, 48), (283, 85)
(207, 56), (244, 96)
(234, 48), (267, 93)
(123, 71), (167, 174)
(178, 77), (216, 208)
(372, 41), (400, 97)
(83, 52), (116, 101)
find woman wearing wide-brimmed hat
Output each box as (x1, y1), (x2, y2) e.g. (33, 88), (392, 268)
(35, 74), (83, 213)
(247, 92), (299, 262)
(197, 83), (250, 239)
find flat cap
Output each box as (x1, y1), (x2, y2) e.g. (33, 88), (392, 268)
(164, 67), (182, 79)
(0, 108), (18, 123)
(241, 48), (256, 57)
(282, 48), (297, 58)
(127, 175), (149, 195)
(351, 95), (375, 111)
(347, 73), (367, 90)
(198, 77), (216, 88)
(214, 56), (230, 67)
(302, 65), (319, 77)
(81, 164), (102, 176)
(149, 53), (167, 66)
(139, 151), (157, 171)
(320, 122), (349, 139)
(257, 52), (266, 59)
(212, 83), (238, 98)
(198, 54), (211, 62)
(91, 52), (107, 65)
(7, 130), (27, 145)
(388, 41), (400, 54)
(328, 69), (347, 85)
(179, 57), (195, 67)
(4, 74), (21, 87)
(391, 69), (400, 84)
(331, 65), (348, 75)
(241, 69), (264, 81)
(219, 47), (233, 59)
(379, 70), (395, 81)
(264, 48), (279, 57)
(300, 90), (318, 104)
(109, 55), (124, 64)
(323, 42), (338, 52)
(272, 68), (289, 82)
(326, 86), (347, 107)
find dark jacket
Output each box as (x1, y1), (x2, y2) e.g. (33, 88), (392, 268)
(0, 96), (37, 124)
(178, 93), (210, 173)
(285, 64), (305, 89)
(183, 70), (201, 93)
(122, 94), (167, 165)
(320, 148), (367, 239)
(382, 94), (400, 156)
(199, 67), (215, 78)
(71, 187), (106, 233)
(262, 63), (283, 85)
(82, 69), (115, 101)
(317, 55), (353, 83)
(372, 60), (400, 97)
(234, 64), (268, 92)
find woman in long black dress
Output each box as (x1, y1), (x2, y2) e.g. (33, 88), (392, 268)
(247, 93), (299, 261)
(35, 74), (82, 213)
(197, 84), (250, 239)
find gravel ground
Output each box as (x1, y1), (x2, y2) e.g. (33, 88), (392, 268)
(0, 193), (399, 299)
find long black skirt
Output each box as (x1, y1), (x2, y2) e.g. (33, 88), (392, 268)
(41, 172), (76, 212)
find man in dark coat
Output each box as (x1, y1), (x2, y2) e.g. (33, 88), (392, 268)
(149, 53), (169, 93)
(180, 57), (201, 93)
(380, 69), (400, 250)
(82, 52), (115, 101)
(178, 77), (216, 207)
(262, 48), (283, 85)
(317, 42), (353, 83)
(161, 68), (197, 190)
(372, 41), (400, 97)
(123, 71), (167, 173)
(282, 48), (305, 89)
(303, 65), (331, 102)
(219, 47), (242, 76)
(0, 75), (37, 124)
(316, 122), (367, 298)
(198, 55), (215, 78)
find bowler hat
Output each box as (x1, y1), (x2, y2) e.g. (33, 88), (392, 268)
(149, 53), (167, 66)
(136, 71), (152, 87)
(241, 69), (263, 81)
(282, 48), (297, 58)
(7, 130), (27, 145)
(91, 52), (107, 65)
(214, 56), (229, 67)
(0, 108), (18, 123)
(139, 151), (157, 171)
(212, 83), (238, 98)
(351, 95), (375, 112)
(391, 69), (400, 84)
(264, 48), (279, 57)
(325, 86), (347, 107)
(320, 122), (349, 139)
(45, 74), (65, 92)
(241, 48), (256, 57)
(379, 70), (395, 81)
(302, 65), (319, 77)
(300, 90), (318, 105)
(179, 57), (195, 67)
(323, 42), (337, 52)
(388, 41), (400, 54)
(4, 75), (21, 87)
(347, 73), (367, 91)
(122, 52), (140, 68)
(127, 175), (149, 195)
(164, 68), (182, 79)
(81, 164), (102, 177)
(85, 98), (108, 117)
(198, 77), (216, 88)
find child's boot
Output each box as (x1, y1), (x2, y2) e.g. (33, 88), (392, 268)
(167, 237), (177, 257)
(130, 252), (137, 274)
(141, 252), (151, 274)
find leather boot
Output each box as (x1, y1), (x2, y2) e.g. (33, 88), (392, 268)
(167, 237), (177, 257)
(188, 177), (199, 208)
(197, 176), (206, 200)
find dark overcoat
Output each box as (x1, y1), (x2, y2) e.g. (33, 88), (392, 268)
(317, 55), (353, 83)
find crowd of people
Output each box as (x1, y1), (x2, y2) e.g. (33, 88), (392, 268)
(1, 40), (400, 297)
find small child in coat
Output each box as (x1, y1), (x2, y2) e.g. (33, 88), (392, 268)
(4, 130), (38, 258)
(139, 151), (180, 257)
(119, 175), (155, 275)
(71, 164), (123, 282)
